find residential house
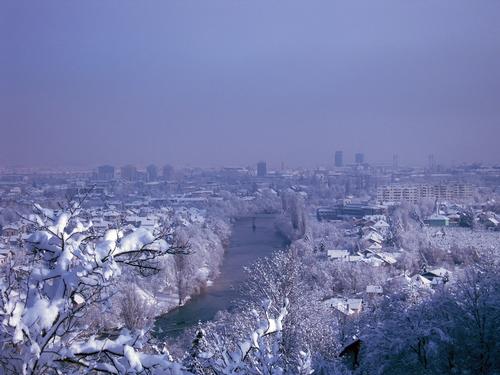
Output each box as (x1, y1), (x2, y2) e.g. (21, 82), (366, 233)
(0, 246), (9, 266)
(2, 225), (19, 237)
(421, 267), (451, 285)
(424, 214), (449, 227)
(324, 297), (364, 315)
(327, 249), (349, 261)
(366, 285), (383, 294)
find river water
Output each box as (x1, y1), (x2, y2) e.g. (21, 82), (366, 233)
(155, 215), (287, 338)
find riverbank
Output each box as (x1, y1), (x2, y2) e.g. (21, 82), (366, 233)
(144, 214), (281, 319)
(154, 214), (287, 338)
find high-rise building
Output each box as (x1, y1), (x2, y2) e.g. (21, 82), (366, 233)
(162, 164), (174, 180)
(428, 154), (436, 171)
(334, 151), (343, 167)
(120, 165), (137, 181)
(392, 154), (399, 170)
(146, 164), (158, 181)
(355, 153), (364, 164)
(257, 161), (267, 177)
(96, 165), (114, 180)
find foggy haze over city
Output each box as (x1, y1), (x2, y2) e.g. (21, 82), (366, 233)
(2, 0), (500, 169)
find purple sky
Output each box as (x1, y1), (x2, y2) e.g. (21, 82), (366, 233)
(1, 0), (499, 169)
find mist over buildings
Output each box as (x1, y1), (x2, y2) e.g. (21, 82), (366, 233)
(1, 0), (499, 168)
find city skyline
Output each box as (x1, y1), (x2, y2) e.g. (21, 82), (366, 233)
(0, 153), (495, 172)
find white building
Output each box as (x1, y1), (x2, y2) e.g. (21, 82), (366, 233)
(377, 183), (473, 204)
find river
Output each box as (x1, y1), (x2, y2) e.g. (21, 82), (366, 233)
(155, 214), (287, 338)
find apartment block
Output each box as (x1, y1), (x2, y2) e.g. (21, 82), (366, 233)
(376, 183), (473, 203)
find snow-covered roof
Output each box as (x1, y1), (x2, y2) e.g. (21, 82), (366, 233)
(366, 285), (383, 294)
(363, 231), (384, 243)
(125, 215), (142, 221)
(347, 299), (363, 311)
(374, 252), (397, 265)
(426, 214), (449, 221)
(324, 297), (363, 315)
(487, 217), (499, 226)
(425, 267), (451, 278)
(366, 242), (383, 251)
(327, 249), (349, 259)
(323, 297), (344, 308)
(347, 255), (364, 262)
(411, 274), (432, 286)
(2, 224), (19, 231)
(363, 214), (387, 222)
(373, 220), (390, 228)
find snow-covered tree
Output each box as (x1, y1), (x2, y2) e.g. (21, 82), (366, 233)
(277, 191), (307, 240)
(0, 199), (190, 374)
(243, 250), (341, 371)
(120, 287), (156, 332)
(197, 299), (289, 375)
(357, 259), (500, 374)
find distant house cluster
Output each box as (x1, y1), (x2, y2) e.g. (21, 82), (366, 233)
(423, 202), (499, 230)
(322, 212), (453, 318)
(325, 214), (397, 267)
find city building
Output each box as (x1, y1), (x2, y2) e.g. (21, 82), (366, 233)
(146, 164), (158, 182)
(96, 165), (114, 181)
(392, 154), (399, 170)
(120, 165), (137, 181)
(376, 183), (473, 204)
(355, 153), (364, 164)
(335, 151), (343, 167)
(162, 164), (174, 180)
(424, 214), (450, 227)
(428, 154), (436, 171)
(257, 161), (267, 177)
(317, 203), (386, 221)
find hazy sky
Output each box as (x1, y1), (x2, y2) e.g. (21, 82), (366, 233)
(1, 0), (499, 169)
